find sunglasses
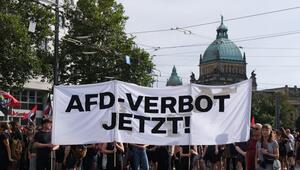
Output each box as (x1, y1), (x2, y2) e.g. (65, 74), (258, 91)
(252, 127), (260, 130)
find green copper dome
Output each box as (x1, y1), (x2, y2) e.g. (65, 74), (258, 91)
(166, 66), (182, 86)
(202, 16), (243, 63)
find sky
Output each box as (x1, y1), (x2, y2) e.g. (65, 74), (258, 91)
(117, 0), (300, 89)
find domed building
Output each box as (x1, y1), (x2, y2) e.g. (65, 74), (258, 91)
(193, 16), (248, 85)
(166, 66), (182, 86)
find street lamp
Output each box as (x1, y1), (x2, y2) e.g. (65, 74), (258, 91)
(275, 93), (281, 129)
(150, 69), (161, 88)
(33, 0), (61, 85)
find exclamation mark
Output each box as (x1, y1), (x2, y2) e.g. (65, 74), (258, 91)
(184, 116), (190, 133)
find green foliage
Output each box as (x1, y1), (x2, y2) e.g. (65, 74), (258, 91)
(0, 13), (33, 91)
(252, 91), (294, 128)
(0, 0), (153, 90)
(60, 0), (154, 86)
(256, 113), (274, 125)
(279, 94), (294, 128)
(0, 0), (54, 90)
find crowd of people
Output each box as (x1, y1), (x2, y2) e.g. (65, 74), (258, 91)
(1, 119), (300, 170)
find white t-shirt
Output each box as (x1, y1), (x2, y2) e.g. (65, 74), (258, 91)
(287, 134), (295, 150)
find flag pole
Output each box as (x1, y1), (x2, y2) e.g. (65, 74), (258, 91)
(114, 142), (116, 167)
(188, 83), (192, 170)
(188, 146), (191, 170)
(112, 80), (118, 168)
(51, 150), (55, 170)
(169, 146), (173, 170)
(6, 105), (9, 122)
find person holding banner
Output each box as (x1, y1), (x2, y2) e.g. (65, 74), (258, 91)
(130, 144), (149, 170)
(82, 144), (98, 170)
(172, 145), (181, 170)
(64, 145), (86, 170)
(156, 145), (173, 170)
(101, 142), (124, 170)
(180, 145), (198, 170)
(234, 142), (247, 170)
(195, 145), (206, 170)
(55, 145), (65, 170)
(33, 118), (59, 170)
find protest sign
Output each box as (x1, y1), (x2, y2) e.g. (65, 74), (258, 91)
(52, 79), (252, 145)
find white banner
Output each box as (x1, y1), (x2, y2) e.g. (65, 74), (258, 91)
(52, 79), (252, 145)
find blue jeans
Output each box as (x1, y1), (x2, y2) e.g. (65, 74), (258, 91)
(130, 147), (149, 170)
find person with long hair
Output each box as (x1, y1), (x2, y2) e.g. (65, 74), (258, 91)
(172, 145), (181, 170)
(255, 124), (279, 170)
(276, 129), (288, 170)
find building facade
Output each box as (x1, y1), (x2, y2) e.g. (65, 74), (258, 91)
(0, 78), (51, 124)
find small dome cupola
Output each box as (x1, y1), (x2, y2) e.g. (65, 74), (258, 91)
(166, 66), (183, 86)
(216, 16), (228, 39)
(201, 16), (244, 63)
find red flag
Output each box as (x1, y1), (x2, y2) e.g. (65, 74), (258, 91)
(22, 105), (37, 121)
(0, 91), (20, 107)
(251, 116), (255, 126)
(43, 95), (52, 117)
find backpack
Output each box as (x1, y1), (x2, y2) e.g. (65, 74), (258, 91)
(72, 145), (87, 160)
(11, 139), (23, 160)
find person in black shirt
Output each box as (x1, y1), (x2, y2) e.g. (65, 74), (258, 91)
(156, 146), (173, 170)
(180, 145), (198, 170)
(102, 142), (124, 170)
(234, 142), (247, 170)
(9, 121), (23, 170)
(82, 144), (98, 170)
(225, 144), (238, 170)
(55, 145), (65, 170)
(0, 122), (13, 170)
(33, 118), (59, 170)
(64, 145), (85, 170)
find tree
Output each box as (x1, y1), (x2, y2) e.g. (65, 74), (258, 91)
(0, 0), (54, 91)
(60, 0), (154, 86)
(0, 13), (32, 91)
(252, 91), (294, 128)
